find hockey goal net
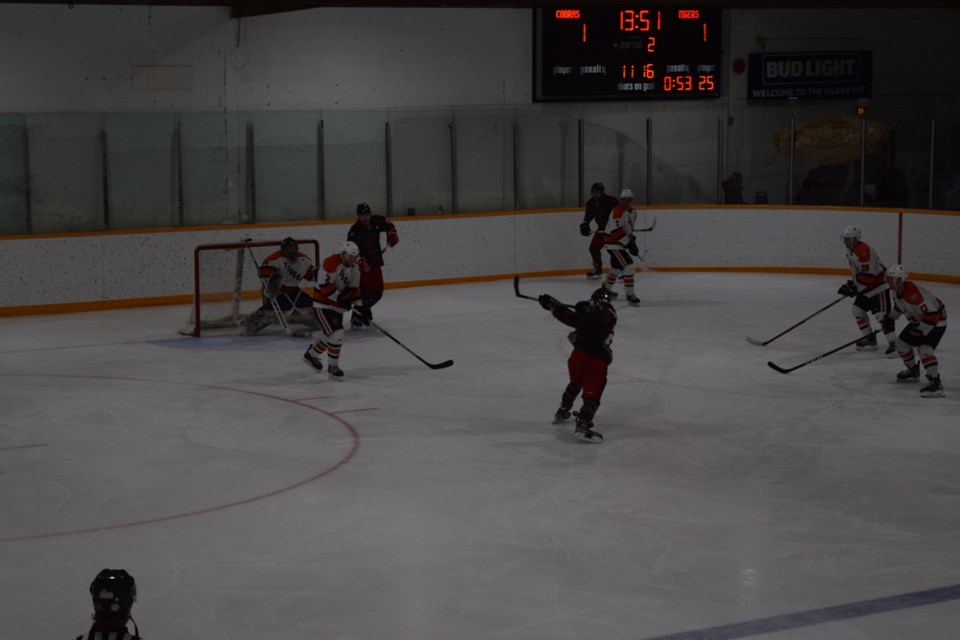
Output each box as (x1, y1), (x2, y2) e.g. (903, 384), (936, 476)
(179, 239), (320, 336)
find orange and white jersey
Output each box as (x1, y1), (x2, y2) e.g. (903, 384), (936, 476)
(846, 241), (887, 296)
(892, 281), (947, 331)
(258, 250), (315, 288)
(303, 253), (361, 312)
(604, 204), (637, 247)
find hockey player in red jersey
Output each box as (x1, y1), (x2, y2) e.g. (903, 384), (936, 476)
(601, 188), (641, 305)
(539, 287), (618, 443)
(347, 202), (399, 328)
(301, 241), (364, 380)
(887, 265), (947, 397)
(581, 182), (620, 279)
(838, 226), (897, 355)
(78, 569), (141, 640)
(241, 237), (317, 336)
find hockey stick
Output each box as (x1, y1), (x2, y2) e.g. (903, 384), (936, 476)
(746, 295), (847, 346)
(637, 216), (657, 232)
(369, 321), (454, 370)
(746, 280), (884, 347)
(512, 275), (574, 308)
(767, 329), (880, 374)
(244, 244), (299, 337)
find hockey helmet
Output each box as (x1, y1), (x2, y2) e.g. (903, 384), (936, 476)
(591, 287), (613, 304)
(280, 237), (298, 258)
(886, 264), (908, 288)
(619, 188), (634, 200)
(841, 226), (861, 241)
(356, 202), (372, 217)
(590, 182), (605, 193)
(340, 241), (360, 259)
(90, 569), (136, 614)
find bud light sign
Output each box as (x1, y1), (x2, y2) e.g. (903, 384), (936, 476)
(747, 51), (871, 100)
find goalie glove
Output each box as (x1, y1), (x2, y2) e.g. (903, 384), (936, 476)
(263, 275), (282, 300)
(837, 280), (858, 298)
(538, 294), (560, 311)
(579, 222), (592, 237)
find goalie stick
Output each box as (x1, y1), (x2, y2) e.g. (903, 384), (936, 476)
(767, 329), (880, 374)
(369, 320), (454, 370)
(512, 275), (574, 308)
(243, 243), (308, 338)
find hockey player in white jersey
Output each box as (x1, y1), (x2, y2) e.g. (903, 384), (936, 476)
(241, 237), (318, 336)
(838, 226), (897, 355)
(301, 241), (365, 380)
(601, 189), (641, 305)
(887, 265), (947, 397)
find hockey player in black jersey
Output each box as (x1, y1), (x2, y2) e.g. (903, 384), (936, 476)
(539, 287), (617, 443)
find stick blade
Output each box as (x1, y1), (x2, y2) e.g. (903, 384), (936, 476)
(745, 336), (766, 346)
(513, 275), (521, 297)
(767, 361), (793, 374)
(428, 359), (455, 370)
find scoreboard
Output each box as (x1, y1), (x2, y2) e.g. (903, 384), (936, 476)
(534, 6), (723, 101)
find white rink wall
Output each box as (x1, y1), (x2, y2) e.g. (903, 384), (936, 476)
(0, 207), (958, 311)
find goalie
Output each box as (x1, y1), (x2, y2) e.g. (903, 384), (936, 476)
(241, 237), (318, 336)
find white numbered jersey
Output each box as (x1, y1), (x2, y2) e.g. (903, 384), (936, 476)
(260, 251), (315, 287)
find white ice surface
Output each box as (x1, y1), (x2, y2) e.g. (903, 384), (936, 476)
(1, 272), (959, 640)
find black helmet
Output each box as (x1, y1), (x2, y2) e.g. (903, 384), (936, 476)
(591, 287), (613, 303)
(356, 202), (372, 216)
(90, 569), (136, 614)
(280, 237), (297, 256)
(590, 182), (604, 193)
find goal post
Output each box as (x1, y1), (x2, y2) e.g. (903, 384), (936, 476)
(179, 238), (320, 336)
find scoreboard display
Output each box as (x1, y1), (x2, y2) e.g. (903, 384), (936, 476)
(534, 6), (723, 101)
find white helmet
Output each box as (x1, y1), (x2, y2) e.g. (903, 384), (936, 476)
(886, 264), (908, 287)
(841, 226), (861, 241)
(619, 188), (634, 199)
(340, 241), (360, 258)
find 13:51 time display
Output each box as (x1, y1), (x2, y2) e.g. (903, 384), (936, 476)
(534, 6), (722, 101)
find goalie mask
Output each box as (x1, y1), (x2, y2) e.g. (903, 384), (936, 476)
(280, 237), (298, 260)
(90, 569), (136, 614)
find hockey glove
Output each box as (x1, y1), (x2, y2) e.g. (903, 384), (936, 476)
(579, 222), (592, 237)
(838, 280), (858, 297)
(538, 294), (559, 311)
(352, 303), (372, 325)
(387, 228), (399, 247)
(336, 293), (355, 310)
(356, 257), (370, 273)
(626, 240), (639, 256)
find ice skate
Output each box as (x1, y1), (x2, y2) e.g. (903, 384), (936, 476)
(351, 315), (365, 329)
(855, 334), (878, 351)
(896, 363), (920, 383)
(585, 268), (602, 280)
(327, 364), (345, 381)
(553, 407), (572, 423)
(884, 342), (898, 358)
(625, 294), (641, 306)
(574, 421), (603, 443)
(303, 346), (324, 371)
(921, 376), (944, 398)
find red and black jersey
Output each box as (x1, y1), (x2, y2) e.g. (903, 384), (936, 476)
(347, 215), (396, 268)
(582, 194), (620, 231)
(552, 301), (617, 364)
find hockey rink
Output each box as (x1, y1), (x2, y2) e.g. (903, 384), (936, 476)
(2, 271), (959, 640)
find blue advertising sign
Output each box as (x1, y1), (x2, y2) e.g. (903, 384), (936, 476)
(747, 51), (872, 100)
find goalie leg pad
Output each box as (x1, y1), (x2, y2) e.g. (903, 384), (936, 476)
(240, 309), (273, 336)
